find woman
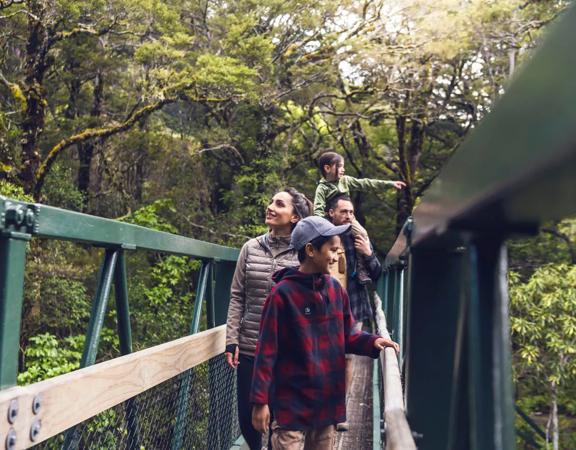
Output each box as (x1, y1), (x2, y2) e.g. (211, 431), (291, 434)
(225, 187), (312, 450)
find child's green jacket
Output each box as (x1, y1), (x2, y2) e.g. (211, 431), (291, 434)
(313, 175), (396, 216)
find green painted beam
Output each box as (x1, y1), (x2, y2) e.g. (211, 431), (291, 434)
(0, 196), (239, 262)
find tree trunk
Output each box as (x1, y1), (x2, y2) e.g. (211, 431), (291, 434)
(551, 381), (559, 450)
(20, 5), (51, 195)
(77, 71), (104, 209)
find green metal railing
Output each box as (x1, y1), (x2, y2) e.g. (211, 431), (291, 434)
(0, 197), (240, 449)
(377, 4), (576, 450)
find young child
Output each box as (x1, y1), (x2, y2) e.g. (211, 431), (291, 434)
(313, 151), (405, 283)
(250, 216), (399, 449)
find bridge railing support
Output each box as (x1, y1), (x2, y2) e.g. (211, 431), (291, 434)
(379, 4), (576, 449)
(0, 196), (240, 449)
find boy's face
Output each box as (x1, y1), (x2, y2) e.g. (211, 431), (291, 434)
(324, 160), (345, 181)
(307, 235), (341, 274)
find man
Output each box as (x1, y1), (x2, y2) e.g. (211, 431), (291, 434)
(326, 194), (383, 432)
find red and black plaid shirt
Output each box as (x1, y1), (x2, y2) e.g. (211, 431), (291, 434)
(249, 267), (380, 430)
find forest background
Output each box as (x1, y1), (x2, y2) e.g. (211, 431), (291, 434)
(0, 0), (575, 447)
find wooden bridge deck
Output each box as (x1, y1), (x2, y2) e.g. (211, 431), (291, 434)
(334, 354), (374, 450)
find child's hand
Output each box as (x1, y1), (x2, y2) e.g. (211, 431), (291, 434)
(374, 337), (400, 354)
(391, 181), (407, 190)
(252, 404), (270, 433)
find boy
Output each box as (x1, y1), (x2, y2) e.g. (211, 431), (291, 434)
(250, 216), (399, 449)
(313, 151), (405, 283)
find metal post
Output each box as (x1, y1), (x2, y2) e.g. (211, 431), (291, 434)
(209, 260), (236, 448)
(114, 251), (132, 355)
(81, 249), (119, 366)
(171, 261), (212, 450)
(0, 234), (29, 389)
(403, 243), (466, 450)
(114, 251), (141, 450)
(467, 237), (515, 450)
(64, 248), (118, 450)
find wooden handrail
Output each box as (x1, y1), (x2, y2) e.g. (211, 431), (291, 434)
(0, 326), (226, 449)
(373, 293), (416, 450)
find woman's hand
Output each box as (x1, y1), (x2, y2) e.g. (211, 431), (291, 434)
(374, 337), (400, 354)
(252, 404), (270, 433)
(225, 344), (240, 369)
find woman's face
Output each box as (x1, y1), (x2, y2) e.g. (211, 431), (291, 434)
(265, 192), (298, 228)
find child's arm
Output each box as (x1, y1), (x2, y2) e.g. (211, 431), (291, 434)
(313, 183), (328, 217)
(342, 288), (380, 357)
(343, 175), (405, 193)
(342, 286), (399, 356)
(249, 289), (281, 427)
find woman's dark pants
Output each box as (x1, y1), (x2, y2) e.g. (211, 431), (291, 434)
(237, 354), (262, 450)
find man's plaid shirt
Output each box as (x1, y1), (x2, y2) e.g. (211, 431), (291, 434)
(341, 231), (383, 322)
(249, 267), (380, 430)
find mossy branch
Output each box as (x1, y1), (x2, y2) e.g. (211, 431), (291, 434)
(0, 70), (26, 111)
(34, 97), (176, 199)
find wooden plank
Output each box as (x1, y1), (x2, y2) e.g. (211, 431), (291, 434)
(0, 326), (226, 449)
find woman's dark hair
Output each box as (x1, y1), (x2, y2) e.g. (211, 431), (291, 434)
(282, 187), (312, 229)
(317, 151), (344, 177)
(297, 235), (331, 263)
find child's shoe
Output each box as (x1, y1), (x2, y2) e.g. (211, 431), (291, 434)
(356, 255), (372, 285)
(336, 421), (349, 432)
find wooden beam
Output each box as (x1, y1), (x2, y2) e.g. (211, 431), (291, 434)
(0, 326), (226, 449)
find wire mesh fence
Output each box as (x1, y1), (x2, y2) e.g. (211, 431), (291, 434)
(34, 355), (239, 450)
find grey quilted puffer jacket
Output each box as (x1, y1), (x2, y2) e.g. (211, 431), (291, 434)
(226, 233), (298, 357)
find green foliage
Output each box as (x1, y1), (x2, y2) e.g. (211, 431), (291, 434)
(0, 180), (34, 202)
(510, 264), (576, 384)
(510, 263), (576, 446)
(43, 164), (86, 211)
(18, 333), (84, 385)
(122, 199), (178, 233)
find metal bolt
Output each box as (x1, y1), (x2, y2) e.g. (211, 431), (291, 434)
(5, 206), (25, 226)
(25, 208), (35, 227)
(32, 395), (41, 415)
(30, 420), (41, 442)
(7, 399), (18, 424)
(5, 429), (16, 450)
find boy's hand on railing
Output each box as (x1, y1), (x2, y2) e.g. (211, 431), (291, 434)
(252, 404), (270, 433)
(391, 181), (407, 190)
(375, 337), (400, 354)
(225, 344), (240, 369)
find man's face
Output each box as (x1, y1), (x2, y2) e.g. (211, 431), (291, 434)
(328, 199), (355, 226)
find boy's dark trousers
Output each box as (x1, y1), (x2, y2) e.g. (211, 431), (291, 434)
(237, 354), (262, 450)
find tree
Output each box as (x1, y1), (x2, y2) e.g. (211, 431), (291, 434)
(510, 264), (576, 450)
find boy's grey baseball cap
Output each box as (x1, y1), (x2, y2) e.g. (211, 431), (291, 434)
(291, 216), (351, 251)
